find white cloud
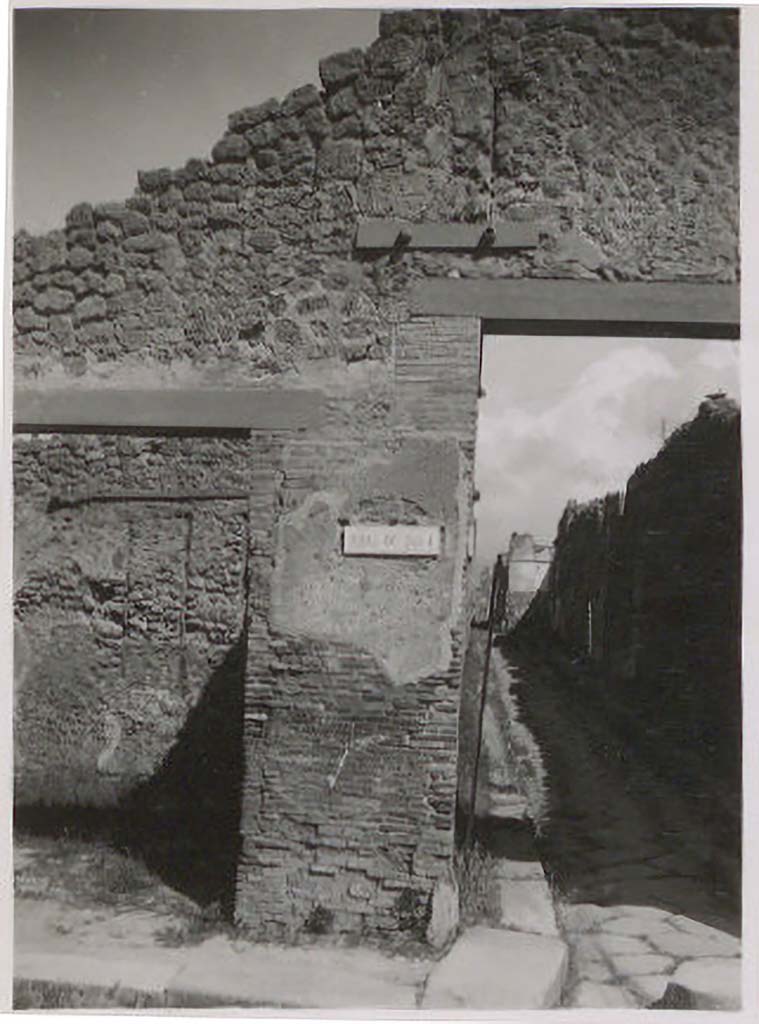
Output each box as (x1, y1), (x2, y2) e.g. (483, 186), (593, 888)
(474, 338), (740, 566)
(698, 343), (740, 373)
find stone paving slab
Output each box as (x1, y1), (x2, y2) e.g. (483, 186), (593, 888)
(574, 958), (615, 984)
(492, 857), (545, 881)
(649, 926), (741, 959)
(488, 793), (529, 819)
(497, 879), (559, 936)
(561, 901), (742, 1010)
(422, 926), (568, 1009)
(601, 913), (678, 936)
(580, 933), (650, 957)
(670, 956), (741, 1010)
(568, 980), (637, 1008)
(628, 973), (672, 1003)
(613, 952), (676, 976)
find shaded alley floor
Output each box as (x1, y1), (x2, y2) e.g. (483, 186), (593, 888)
(486, 643), (742, 1007)
(498, 643), (740, 937)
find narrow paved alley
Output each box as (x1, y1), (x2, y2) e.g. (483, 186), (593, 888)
(498, 644), (739, 936)
(489, 644), (741, 1008)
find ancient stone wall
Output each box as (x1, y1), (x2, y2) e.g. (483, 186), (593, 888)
(13, 8), (740, 938)
(13, 433), (265, 806)
(607, 396), (742, 791)
(537, 494), (624, 661)
(517, 396), (741, 824)
(13, 10), (739, 398)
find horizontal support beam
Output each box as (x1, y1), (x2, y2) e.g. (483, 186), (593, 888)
(47, 492), (249, 511)
(356, 220), (540, 252)
(14, 388), (324, 433)
(410, 280), (739, 339)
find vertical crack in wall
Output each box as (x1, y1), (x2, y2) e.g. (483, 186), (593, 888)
(487, 34), (498, 226)
(240, 504), (253, 644)
(178, 509), (193, 694)
(120, 517), (132, 683)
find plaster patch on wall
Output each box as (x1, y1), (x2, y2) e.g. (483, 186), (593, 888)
(270, 440), (463, 685)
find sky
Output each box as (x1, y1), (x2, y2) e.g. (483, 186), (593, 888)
(13, 7), (380, 234)
(474, 335), (741, 567)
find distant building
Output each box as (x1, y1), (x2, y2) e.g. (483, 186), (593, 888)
(496, 533), (554, 632)
(507, 533), (553, 593)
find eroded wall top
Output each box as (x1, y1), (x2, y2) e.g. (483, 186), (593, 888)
(14, 8), (739, 397)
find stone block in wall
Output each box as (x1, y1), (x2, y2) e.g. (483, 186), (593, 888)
(74, 295), (107, 323)
(319, 47), (366, 91)
(31, 233), (67, 274)
(122, 209), (152, 237)
(326, 85), (359, 122)
(126, 194), (151, 215)
(278, 136), (316, 184)
(253, 148), (282, 184)
(245, 119), (280, 151)
(281, 83), (321, 118)
(14, 280), (35, 306)
(317, 139), (363, 182)
(211, 134), (251, 163)
(228, 97), (280, 133)
(66, 226), (97, 251)
(65, 203), (94, 229)
(367, 33), (424, 80)
(183, 180), (211, 203)
(95, 220), (122, 245)
(379, 10), (441, 38)
(15, 307), (47, 332)
(137, 167), (173, 193)
(122, 232), (167, 254)
(333, 116), (362, 142)
(207, 202), (240, 228)
(32, 287), (74, 315)
(301, 103), (332, 143)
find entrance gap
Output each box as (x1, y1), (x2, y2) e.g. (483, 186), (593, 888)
(458, 330), (742, 935)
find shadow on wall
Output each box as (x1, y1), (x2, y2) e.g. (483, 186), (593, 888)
(15, 638), (246, 917)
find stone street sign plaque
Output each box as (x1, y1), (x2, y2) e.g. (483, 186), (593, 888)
(343, 524), (441, 557)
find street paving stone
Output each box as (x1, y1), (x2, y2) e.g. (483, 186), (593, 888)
(670, 956), (742, 1010)
(587, 933), (651, 956)
(627, 973), (671, 1003)
(561, 901), (741, 1009)
(601, 913), (677, 936)
(568, 980), (637, 1008)
(614, 952), (676, 976)
(574, 957), (615, 983)
(649, 927), (741, 959)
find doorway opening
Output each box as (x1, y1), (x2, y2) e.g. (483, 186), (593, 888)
(457, 329), (741, 936)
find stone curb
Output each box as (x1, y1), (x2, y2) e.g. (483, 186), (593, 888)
(421, 925), (568, 1009)
(420, 849), (569, 1009)
(14, 920), (427, 1010)
(493, 857), (561, 938)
